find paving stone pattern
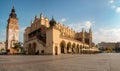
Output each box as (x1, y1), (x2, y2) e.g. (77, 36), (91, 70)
(0, 53), (120, 71)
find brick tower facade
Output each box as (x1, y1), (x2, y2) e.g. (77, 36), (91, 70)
(6, 6), (19, 51)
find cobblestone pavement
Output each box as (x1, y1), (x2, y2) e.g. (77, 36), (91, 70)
(0, 53), (120, 71)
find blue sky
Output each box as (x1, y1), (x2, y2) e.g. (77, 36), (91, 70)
(0, 0), (120, 44)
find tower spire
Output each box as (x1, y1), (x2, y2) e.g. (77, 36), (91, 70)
(89, 26), (92, 33)
(50, 16), (56, 27)
(11, 0), (15, 13)
(9, 6), (17, 18)
(40, 13), (44, 19)
(82, 28), (84, 32)
(89, 26), (92, 48)
(11, 6), (15, 12)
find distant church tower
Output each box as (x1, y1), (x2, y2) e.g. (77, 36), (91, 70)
(89, 27), (92, 48)
(6, 6), (19, 50)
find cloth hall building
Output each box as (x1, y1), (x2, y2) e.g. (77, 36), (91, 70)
(24, 14), (93, 55)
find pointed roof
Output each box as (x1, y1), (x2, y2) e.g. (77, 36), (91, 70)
(89, 26), (92, 33)
(82, 28), (84, 32)
(40, 13), (43, 16)
(9, 6), (17, 18)
(40, 13), (44, 19)
(50, 16), (56, 27)
(11, 6), (15, 12)
(52, 16), (55, 20)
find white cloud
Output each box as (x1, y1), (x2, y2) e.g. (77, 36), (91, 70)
(109, 0), (114, 4)
(68, 22), (83, 32)
(109, 0), (120, 13)
(116, 7), (120, 13)
(60, 18), (67, 23)
(84, 21), (92, 28)
(68, 20), (94, 32)
(68, 19), (120, 43)
(93, 28), (120, 43)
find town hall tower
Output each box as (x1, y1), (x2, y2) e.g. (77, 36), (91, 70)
(6, 6), (19, 51)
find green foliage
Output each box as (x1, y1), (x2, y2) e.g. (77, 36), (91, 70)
(0, 48), (5, 51)
(14, 42), (22, 49)
(13, 42), (25, 53)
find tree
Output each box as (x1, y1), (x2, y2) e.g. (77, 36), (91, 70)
(13, 42), (25, 53)
(0, 48), (5, 51)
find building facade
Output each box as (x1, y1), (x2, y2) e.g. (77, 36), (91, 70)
(115, 42), (120, 48)
(98, 42), (116, 50)
(98, 42), (120, 51)
(24, 13), (93, 55)
(6, 6), (19, 53)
